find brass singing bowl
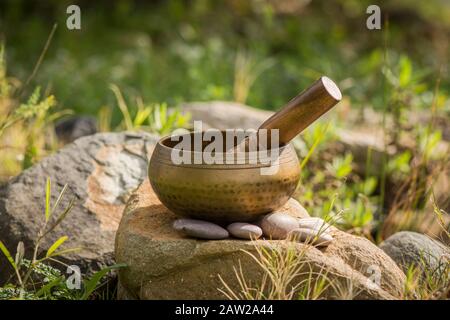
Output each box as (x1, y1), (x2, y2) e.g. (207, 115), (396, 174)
(148, 131), (301, 222)
(149, 76), (342, 223)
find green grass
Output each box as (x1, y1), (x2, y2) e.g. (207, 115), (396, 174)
(0, 177), (124, 300)
(0, 0), (449, 300)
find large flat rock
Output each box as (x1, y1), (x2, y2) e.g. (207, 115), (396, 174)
(115, 180), (406, 300)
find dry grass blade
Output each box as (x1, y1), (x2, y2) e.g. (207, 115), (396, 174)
(110, 84), (133, 130)
(46, 236), (68, 257)
(50, 183), (69, 216)
(42, 196), (75, 238)
(14, 241), (25, 267)
(218, 239), (334, 300)
(431, 194), (450, 240)
(22, 24), (57, 92)
(233, 49), (275, 104)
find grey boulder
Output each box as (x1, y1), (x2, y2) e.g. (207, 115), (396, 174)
(55, 116), (98, 144)
(0, 131), (158, 281)
(379, 231), (450, 276)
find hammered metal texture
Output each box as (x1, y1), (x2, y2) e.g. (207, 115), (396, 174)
(148, 132), (301, 223)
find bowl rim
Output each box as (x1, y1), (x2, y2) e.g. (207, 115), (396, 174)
(151, 130), (298, 168)
(156, 130), (290, 155)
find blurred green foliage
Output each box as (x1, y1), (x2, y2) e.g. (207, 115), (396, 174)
(0, 0), (449, 124)
(0, 1), (448, 299)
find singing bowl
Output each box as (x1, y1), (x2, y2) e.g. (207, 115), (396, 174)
(148, 131), (300, 222)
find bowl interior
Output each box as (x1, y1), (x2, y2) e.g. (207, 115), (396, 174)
(160, 129), (286, 152)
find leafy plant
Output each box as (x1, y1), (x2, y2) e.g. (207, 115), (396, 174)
(298, 144), (376, 237)
(326, 153), (353, 179)
(0, 45), (56, 141)
(386, 151), (412, 177)
(418, 127), (443, 162)
(403, 255), (450, 300)
(0, 178), (123, 300)
(110, 84), (191, 135)
(0, 87), (56, 137)
(432, 195), (450, 240)
(0, 45), (69, 179)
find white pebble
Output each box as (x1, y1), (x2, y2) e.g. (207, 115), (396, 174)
(227, 223), (262, 240)
(297, 217), (332, 233)
(288, 228), (333, 247)
(260, 213), (299, 239)
(173, 218), (229, 240)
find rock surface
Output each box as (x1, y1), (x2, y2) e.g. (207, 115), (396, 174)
(227, 223), (262, 240)
(55, 116), (98, 144)
(379, 231), (450, 274)
(181, 101), (273, 130)
(0, 132), (159, 280)
(289, 228), (333, 247)
(115, 180), (406, 300)
(298, 217), (332, 232)
(173, 219), (229, 240)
